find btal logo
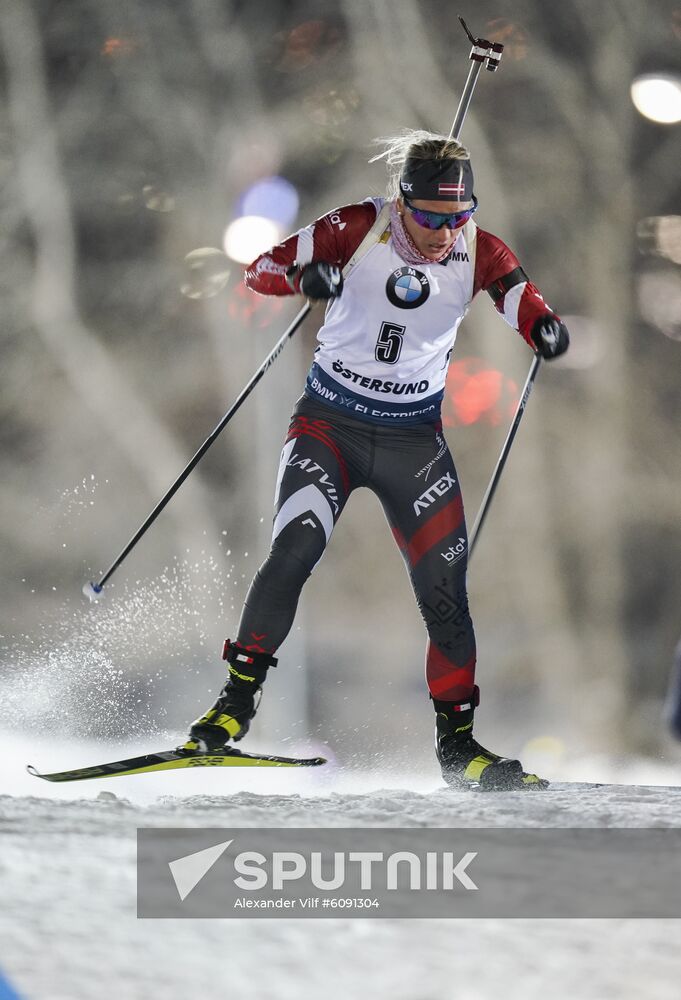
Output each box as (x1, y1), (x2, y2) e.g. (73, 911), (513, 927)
(441, 538), (467, 563)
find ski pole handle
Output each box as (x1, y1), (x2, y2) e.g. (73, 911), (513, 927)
(450, 18), (504, 140)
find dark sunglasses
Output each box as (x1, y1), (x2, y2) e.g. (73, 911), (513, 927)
(403, 195), (478, 231)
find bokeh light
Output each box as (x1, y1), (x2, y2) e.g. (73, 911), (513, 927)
(225, 132), (282, 188)
(442, 358), (519, 427)
(521, 735), (567, 778)
(637, 270), (681, 340)
(302, 86), (358, 167)
(101, 37), (138, 58)
(315, 133), (346, 164)
(637, 216), (681, 265)
(223, 215), (282, 264)
(672, 10), (681, 40)
(180, 248), (231, 300)
(303, 86), (360, 127)
(227, 281), (286, 328)
(630, 73), (681, 123)
(551, 315), (605, 369)
(275, 20), (343, 72)
(142, 184), (175, 212)
(236, 176), (299, 229)
(485, 19), (528, 60)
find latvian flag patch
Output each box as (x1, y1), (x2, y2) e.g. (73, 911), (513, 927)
(438, 182), (466, 197)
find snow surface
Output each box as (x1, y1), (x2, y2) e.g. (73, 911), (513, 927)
(1, 733), (681, 1000)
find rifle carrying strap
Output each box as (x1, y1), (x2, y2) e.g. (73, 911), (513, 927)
(342, 202), (391, 278)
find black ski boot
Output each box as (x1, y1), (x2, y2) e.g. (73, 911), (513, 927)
(434, 689), (548, 791)
(185, 640), (277, 752)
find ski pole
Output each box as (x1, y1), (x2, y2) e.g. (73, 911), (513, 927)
(468, 353), (542, 559)
(83, 18), (505, 600)
(450, 17), (504, 140)
(82, 303), (311, 599)
(450, 17), (543, 561)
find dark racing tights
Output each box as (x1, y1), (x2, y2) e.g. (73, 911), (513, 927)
(236, 395), (476, 702)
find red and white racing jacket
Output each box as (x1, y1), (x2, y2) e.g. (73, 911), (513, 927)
(245, 198), (558, 424)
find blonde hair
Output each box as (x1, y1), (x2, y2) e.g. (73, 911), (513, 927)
(370, 129), (470, 200)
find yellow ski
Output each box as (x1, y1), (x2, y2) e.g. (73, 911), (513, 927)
(27, 745), (327, 782)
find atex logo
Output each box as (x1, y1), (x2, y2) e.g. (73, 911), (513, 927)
(413, 472), (456, 516)
(167, 838), (478, 900)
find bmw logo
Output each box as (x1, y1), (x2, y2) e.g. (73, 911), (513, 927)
(386, 267), (430, 309)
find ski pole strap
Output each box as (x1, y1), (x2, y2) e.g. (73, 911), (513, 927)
(222, 639), (278, 669)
